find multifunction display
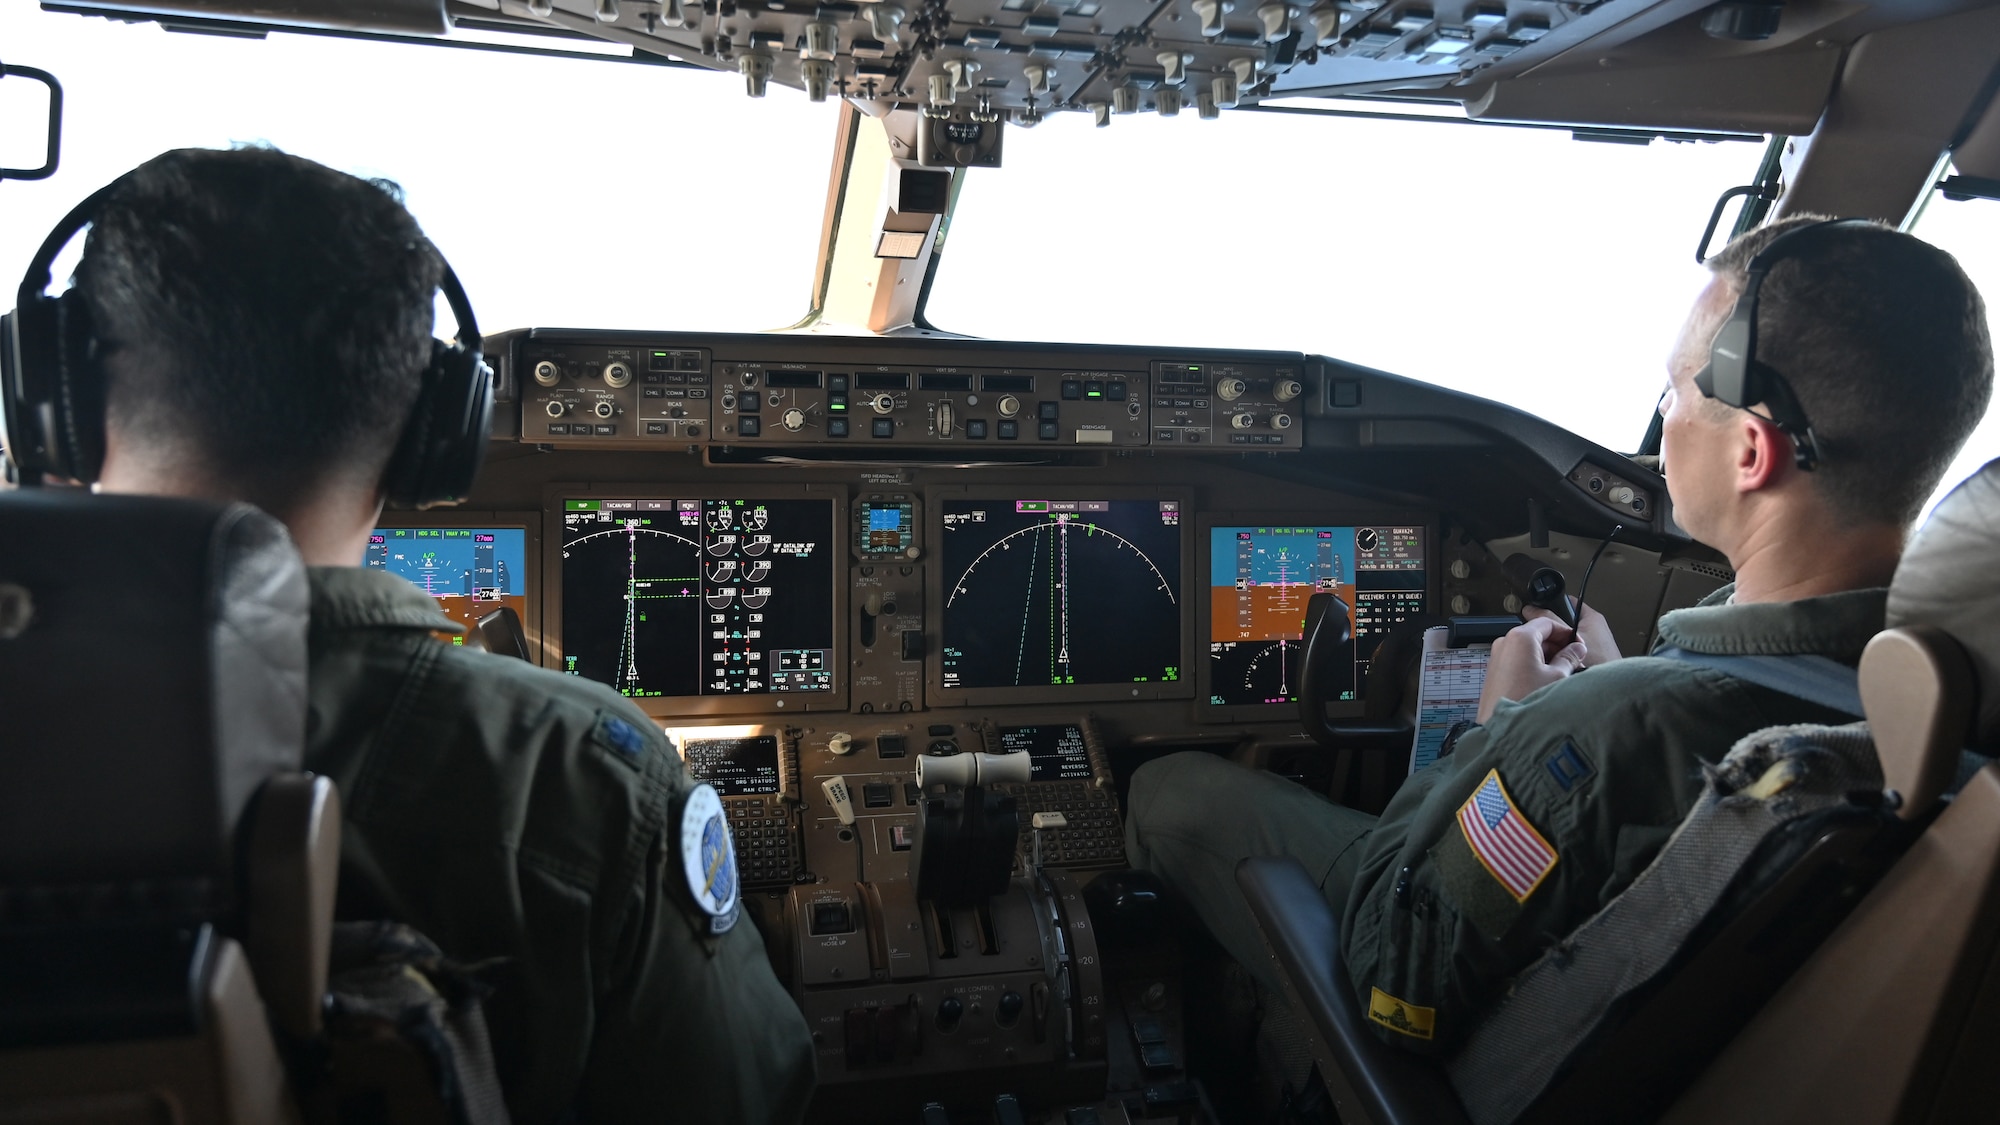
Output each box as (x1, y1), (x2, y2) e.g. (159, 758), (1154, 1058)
(365, 526), (528, 635)
(998, 724), (1093, 782)
(941, 498), (1182, 690)
(560, 498), (836, 699)
(1207, 524), (1426, 706)
(681, 734), (783, 797)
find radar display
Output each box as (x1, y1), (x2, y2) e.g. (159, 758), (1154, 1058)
(365, 526), (528, 639)
(560, 498), (835, 699)
(1207, 524), (1427, 707)
(941, 499), (1181, 689)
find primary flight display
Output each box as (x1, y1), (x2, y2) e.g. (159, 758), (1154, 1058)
(365, 525), (528, 636)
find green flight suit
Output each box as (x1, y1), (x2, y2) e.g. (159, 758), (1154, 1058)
(1126, 584), (1886, 1055)
(302, 567), (816, 1124)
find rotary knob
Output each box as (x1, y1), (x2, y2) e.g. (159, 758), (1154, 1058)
(1230, 413), (1256, 430)
(533, 360), (562, 387)
(1216, 377), (1247, 401)
(544, 400), (567, 417)
(1274, 379), (1303, 402)
(594, 400), (616, 418)
(997, 395), (1021, 418)
(1270, 413), (1294, 430)
(782, 407), (807, 432)
(871, 393), (897, 416)
(828, 732), (855, 755)
(602, 361), (633, 389)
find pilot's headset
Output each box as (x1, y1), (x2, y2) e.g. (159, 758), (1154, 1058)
(0, 172), (492, 508)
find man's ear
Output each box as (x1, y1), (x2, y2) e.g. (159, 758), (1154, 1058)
(1734, 412), (1790, 494)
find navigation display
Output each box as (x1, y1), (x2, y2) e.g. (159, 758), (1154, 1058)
(365, 526), (528, 637)
(999, 724), (1093, 782)
(1207, 524), (1426, 707)
(682, 735), (783, 797)
(940, 498), (1182, 690)
(560, 498), (836, 699)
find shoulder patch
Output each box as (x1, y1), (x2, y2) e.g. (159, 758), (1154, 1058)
(1456, 769), (1559, 903)
(679, 784), (740, 934)
(1545, 741), (1596, 793)
(1368, 988), (1436, 1040)
(596, 715), (649, 762)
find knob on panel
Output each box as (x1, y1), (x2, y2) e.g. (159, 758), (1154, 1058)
(1230, 413), (1256, 430)
(544, 400), (567, 417)
(533, 360), (562, 387)
(1274, 379), (1304, 401)
(1216, 377), (1247, 401)
(782, 407), (807, 432)
(997, 395), (1021, 418)
(603, 361), (633, 388)
(871, 394), (897, 416)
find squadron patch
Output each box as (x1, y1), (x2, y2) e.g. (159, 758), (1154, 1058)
(679, 784), (740, 934)
(1368, 988), (1436, 1041)
(1456, 769), (1558, 903)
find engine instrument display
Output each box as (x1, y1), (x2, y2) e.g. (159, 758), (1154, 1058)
(365, 526), (529, 637)
(681, 734), (784, 797)
(1206, 524), (1427, 706)
(998, 724), (1093, 782)
(559, 497), (837, 699)
(940, 498), (1183, 691)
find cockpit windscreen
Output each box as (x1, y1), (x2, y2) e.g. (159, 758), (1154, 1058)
(940, 498), (1183, 691)
(365, 526), (529, 637)
(1205, 524), (1427, 707)
(559, 497), (837, 699)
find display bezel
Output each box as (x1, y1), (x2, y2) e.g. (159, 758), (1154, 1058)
(1194, 511), (1436, 724)
(927, 485), (1195, 708)
(542, 484), (849, 718)
(368, 511), (544, 665)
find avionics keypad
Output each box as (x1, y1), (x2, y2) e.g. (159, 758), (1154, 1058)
(725, 798), (801, 887)
(1000, 781), (1126, 868)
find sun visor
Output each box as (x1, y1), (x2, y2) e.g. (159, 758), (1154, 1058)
(1888, 459), (2000, 748)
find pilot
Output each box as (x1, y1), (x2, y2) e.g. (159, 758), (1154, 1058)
(1126, 216), (1994, 1053)
(69, 148), (815, 1121)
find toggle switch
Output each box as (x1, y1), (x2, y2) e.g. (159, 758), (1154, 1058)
(943, 58), (980, 91)
(1257, 1), (1290, 40)
(1309, 4), (1343, 43)
(865, 3), (904, 43)
(1157, 50), (1189, 84)
(1089, 100), (1111, 127)
(595, 0), (620, 22)
(1024, 63), (1052, 96)
(1192, 0), (1231, 37)
(661, 0), (688, 26)
(1230, 57), (1260, 89)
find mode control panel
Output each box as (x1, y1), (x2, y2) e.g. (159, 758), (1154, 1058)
(713, 364), (1151, 448)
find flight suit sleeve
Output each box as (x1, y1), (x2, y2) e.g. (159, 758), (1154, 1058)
(1337, 668), (1710, 1055)
(572, 709), (817, 1124)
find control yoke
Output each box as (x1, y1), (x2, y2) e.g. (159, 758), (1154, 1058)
(1296, 591), (1412, 753)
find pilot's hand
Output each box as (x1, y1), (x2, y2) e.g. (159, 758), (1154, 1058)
(1524, 600), (1621, 667)
(1475, 615), (1588, 723)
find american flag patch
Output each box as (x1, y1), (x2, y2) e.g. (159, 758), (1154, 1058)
(1456, 769), (1558, 902)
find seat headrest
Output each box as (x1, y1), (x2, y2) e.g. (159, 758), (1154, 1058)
(1888, 459), (2000, 749)
(0, 491), (308, 906)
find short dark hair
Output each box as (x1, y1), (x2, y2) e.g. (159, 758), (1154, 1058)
(74, 146), (442, 508)
(1705, 216), (1994, 526)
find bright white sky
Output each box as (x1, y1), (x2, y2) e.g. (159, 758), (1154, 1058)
(2, 3), (1994, 516)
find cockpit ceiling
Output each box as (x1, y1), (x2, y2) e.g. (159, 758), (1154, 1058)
(55, 0), (2000, 132)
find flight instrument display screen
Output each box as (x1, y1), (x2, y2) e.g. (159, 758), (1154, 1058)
(940, 498), (1182, 690)
(559, 498), (837, 699)
(681, 735), (783, 797)
(365, 526), (528, 637)
(1206, 524), (1426, 707)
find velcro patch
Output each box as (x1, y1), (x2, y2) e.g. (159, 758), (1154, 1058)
(596, 715), (649, 762)
(1368, 988), (1436, 1041)
(1456, 769), (1558, 903)
(1545, 741), (1595, 792)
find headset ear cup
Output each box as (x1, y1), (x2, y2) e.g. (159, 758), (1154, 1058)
(55, 291), (107, 484)
(383, 340), (491, 509)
